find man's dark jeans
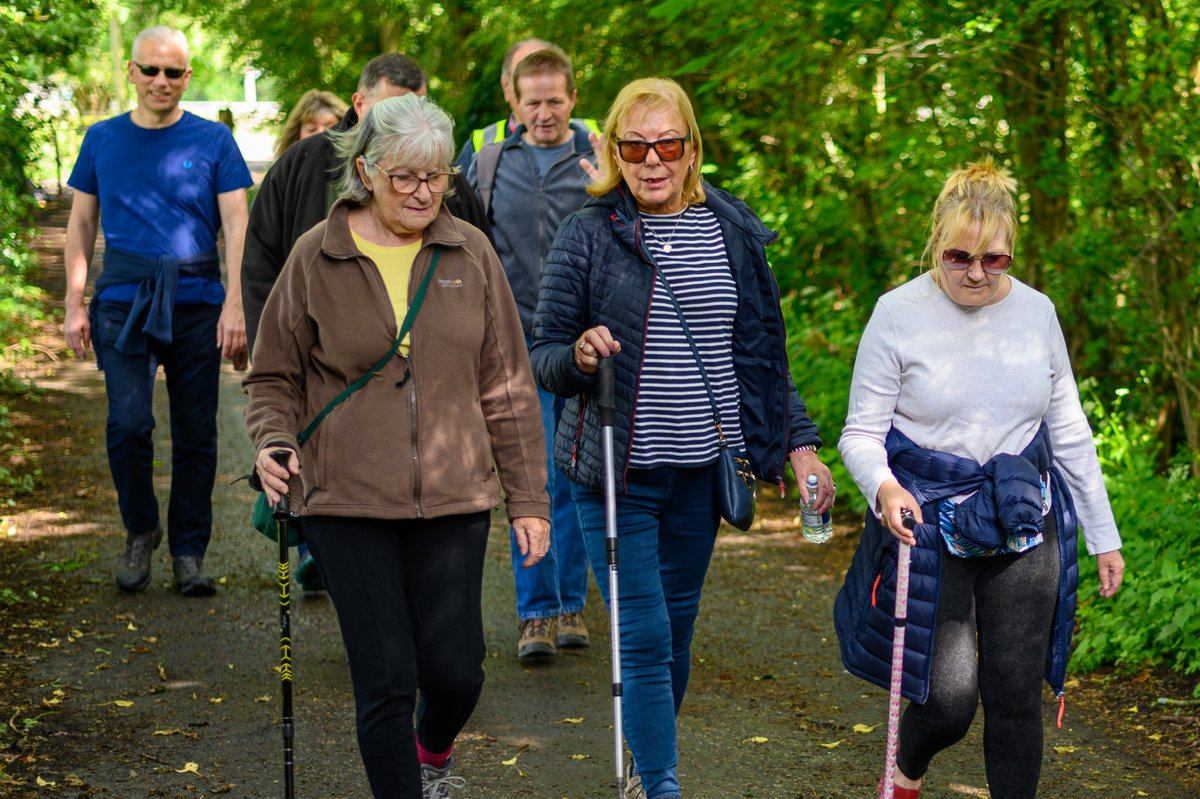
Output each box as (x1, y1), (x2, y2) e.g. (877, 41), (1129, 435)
(93, 300), (221, 557)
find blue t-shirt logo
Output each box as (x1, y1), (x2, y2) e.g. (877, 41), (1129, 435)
(183, 159), (193, 169)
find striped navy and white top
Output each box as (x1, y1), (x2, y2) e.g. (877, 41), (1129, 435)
(630, 204), (745, 468)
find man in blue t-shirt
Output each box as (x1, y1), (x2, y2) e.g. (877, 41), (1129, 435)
(63, 25), (252, 597)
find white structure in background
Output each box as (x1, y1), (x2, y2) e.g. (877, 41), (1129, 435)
(177, 65), (277, 169)
(179, 99), (279, 167)
(244, 67), (262, 104)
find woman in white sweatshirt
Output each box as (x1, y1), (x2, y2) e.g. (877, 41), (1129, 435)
(837, 159), (1125, 799)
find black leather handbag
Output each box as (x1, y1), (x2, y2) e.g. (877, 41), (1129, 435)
(651, 263), (756, 531)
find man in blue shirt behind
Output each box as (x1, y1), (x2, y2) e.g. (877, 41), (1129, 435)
(63, 25), (252, 597)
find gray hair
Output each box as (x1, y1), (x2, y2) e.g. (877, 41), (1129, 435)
(331, 93), (456, 203)
(502, 38), (556, 78)
(132, 26), (190, 63)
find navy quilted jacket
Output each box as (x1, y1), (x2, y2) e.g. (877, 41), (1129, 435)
(833, 424), (1079, 703)
(529, 181), (822, 491)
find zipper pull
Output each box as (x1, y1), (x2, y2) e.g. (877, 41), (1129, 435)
(1056, 693), (1065, 728)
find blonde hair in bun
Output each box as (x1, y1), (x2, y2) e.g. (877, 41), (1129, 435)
(924, 158), (1019, 283)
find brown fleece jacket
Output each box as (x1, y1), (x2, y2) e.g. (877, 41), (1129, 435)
(243, 199), (549, 522)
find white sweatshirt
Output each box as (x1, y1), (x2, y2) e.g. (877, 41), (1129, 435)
(838, 272), (1121, 555)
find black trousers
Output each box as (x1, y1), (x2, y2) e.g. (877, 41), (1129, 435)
(303, 512), (489, 799)
(897, 513), (1060, 799)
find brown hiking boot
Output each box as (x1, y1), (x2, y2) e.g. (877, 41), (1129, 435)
(517, 617), (556, 661)
(556, 611), (590, 648)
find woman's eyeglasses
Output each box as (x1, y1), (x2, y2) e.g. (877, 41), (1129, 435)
(941, 249), (1013, 275)
(133, 62), (187, 80)
(370, 165), (452, 195)
(614, 136), (690, 164)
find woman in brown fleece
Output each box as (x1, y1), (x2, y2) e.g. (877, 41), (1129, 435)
(244, 93), (549, 799)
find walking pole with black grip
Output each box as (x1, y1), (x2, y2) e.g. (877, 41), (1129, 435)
(882, 509), (917, 799)
(270, 449), (297, 799)
(596, 356), (625, 796)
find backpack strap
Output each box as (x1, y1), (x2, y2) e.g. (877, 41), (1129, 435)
(474, 141), (504, 218)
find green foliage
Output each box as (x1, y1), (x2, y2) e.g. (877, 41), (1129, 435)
(0, 1), (91, 504)
(1072, 389), (1200, 689)
(781, 288), (864, 510)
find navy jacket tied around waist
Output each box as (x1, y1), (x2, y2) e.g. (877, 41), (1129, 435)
(90, 248), (220, 367)
(833, 424), (1079, 704)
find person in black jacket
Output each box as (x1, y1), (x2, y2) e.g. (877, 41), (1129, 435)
(530, 77), (834, 799)
(243, 53), (490, 354)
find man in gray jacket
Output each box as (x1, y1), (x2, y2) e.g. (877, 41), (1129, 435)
(466, 46), (595, 663)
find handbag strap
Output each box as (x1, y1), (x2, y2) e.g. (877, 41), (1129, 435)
(296, 247), (442, 445)
(649, 261), (729, 445)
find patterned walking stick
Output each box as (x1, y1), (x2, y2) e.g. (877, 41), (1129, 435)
(270, 449), (296, 799)
(882, 510), (917, 799)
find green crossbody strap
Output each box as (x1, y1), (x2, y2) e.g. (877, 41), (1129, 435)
(295, 247), (441, 446)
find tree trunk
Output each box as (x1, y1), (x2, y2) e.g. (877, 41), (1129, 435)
(1004, 6), (1071, 294)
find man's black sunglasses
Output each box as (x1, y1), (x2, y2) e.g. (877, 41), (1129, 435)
(133, 62), (187, 80)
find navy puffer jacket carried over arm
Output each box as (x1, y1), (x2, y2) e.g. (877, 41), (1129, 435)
(530, 181), (822, 492)
(833, 425), (1079, 704)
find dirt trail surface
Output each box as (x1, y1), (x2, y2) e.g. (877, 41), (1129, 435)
(2, 200), (1198, 798)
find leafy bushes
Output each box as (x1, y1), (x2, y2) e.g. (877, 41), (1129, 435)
(780, 288), (864, 509)
(1071, 388), (1200, 692)
(1, 1), (92, 501)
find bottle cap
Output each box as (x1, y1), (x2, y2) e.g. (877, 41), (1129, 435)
(806, 474), (818, 487)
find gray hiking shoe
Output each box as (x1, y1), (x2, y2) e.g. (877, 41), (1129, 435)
(115, 525), (162, 592)
(420, 758), (466, 798)
(623, 758), (646, 799)
(172, 555), (217, 597)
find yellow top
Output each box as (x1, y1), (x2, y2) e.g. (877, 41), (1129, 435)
(351, 231), (421, 355)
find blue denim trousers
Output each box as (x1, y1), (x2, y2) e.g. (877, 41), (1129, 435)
(572, 464), (720, 799)
(93, 300), (221, 557)
(509, 376), (589, 620)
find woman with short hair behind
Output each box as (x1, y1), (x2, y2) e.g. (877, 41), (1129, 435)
(246, 93), (550, 799)
(531, 77), (834, 799)
(273, 89), (349, 160)
(836, 159), (1125, 798)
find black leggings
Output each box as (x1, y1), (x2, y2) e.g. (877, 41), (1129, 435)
(897, 513), (1060, 799)
(303, 513), (489, 799)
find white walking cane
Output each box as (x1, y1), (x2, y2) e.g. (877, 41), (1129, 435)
(596, 356), (626, 796)
(882, 510), (917, 799)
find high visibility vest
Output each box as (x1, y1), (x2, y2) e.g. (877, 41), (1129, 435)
(469, 117), (600, 153)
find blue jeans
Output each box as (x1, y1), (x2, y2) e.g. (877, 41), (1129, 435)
(572, 464), (719, 799)
(509, 377), (589, 620)
(93, 300), (221, 557)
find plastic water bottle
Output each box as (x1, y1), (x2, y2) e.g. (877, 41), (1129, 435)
(801, 474), (833, 543)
